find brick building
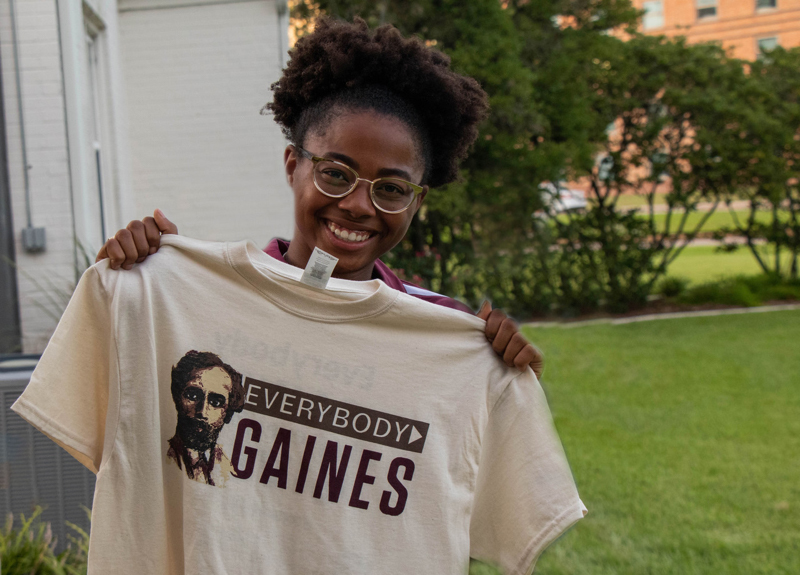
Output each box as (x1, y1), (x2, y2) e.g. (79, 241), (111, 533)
(633, 0), (800, 60)
(0, 0), (291, 353)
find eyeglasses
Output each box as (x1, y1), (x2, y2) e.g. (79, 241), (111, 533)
(295, 146), (425, 214)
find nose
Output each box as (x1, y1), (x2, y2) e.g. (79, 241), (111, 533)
(196, 395), (208, 420)
(201, 399), (217, 421)
(336, 179), (376, 217)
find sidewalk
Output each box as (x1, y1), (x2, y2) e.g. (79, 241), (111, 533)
(524, 302), (800, 328)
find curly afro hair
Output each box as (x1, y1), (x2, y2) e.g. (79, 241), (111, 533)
(266, 17), (489, 189)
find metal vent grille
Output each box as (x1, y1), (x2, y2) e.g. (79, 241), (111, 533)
(0, 368), (95, 553)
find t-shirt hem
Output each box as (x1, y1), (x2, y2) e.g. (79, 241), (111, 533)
(512, 500), (587, 575)
(10, 397), (99, 473)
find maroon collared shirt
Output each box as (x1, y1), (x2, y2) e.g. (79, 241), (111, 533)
(265, 238), (474, 315)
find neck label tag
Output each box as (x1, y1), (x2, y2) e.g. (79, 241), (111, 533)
(300, 247), (339, 289)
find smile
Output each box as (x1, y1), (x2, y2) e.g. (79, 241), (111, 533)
(326, 220), (374, 243)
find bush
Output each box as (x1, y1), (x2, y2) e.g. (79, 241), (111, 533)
(0, 508), (88, 575)
(657, 276), (690, 298)
(388, 207), (662, 319)
(676, 274), (800, 307)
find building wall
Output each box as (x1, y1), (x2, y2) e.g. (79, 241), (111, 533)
(1, 0), (290, 352)
(118, 0), (293, 247)
(0, 0), (78, 353)
(635, 0), (800, 60)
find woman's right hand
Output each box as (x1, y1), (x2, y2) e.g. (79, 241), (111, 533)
(95, 209), (178, 270)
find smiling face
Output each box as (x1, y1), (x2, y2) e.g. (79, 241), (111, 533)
(283, 111), (428, 281)
(177, 366), (233, 451)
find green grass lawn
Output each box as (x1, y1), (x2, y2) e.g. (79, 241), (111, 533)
(647, 210), (789, 234)
(665, 245), (796, 285)
(523, 310), (800, 574)
(561, 207), (787, 235)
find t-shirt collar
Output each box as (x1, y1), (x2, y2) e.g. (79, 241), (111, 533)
(265, 238), (406, 291)
(229, 240), (399, 322)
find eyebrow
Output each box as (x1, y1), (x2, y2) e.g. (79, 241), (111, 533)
(323, 151), (415, 182)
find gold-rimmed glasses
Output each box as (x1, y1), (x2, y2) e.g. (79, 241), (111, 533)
(295, 146), (425, 214)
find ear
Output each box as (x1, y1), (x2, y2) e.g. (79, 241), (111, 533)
(411, 186), (428, 214)
(284, 145), (299, 185)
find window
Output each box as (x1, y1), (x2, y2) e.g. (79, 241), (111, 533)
(68, 1), (118, 253)
(82, 19), (109, 245)
(697, 0), (717, 19)
(643, 0), (664, 29)
(757, 37), (779, 58)
(756, 0), (777, 9)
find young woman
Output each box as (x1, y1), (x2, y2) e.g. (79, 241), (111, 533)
(96, 17), (544, 378)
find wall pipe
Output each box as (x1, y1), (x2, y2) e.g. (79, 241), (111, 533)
(8, 0), (32, 229)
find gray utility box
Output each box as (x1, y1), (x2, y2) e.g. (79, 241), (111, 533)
(0, 355), (95, 552)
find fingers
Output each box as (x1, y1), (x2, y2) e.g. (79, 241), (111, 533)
(113, 229), (140, 270)
(154, 209), (178, 235)
(513, 344), (545, 380)
(486, 311), (518, 357)
(482, 307), (503, 342)
(142, 217), (161, 255)
(503, 332), (528, 367)
(95, 211), (174, 270)
(127, 220), (151, 263)
(481, 305), (545, 378)
(95, 243), (108, 263)
(477, 300), (492, 320)
(98, 235), (128, 270)
(529, 352), (544, 380)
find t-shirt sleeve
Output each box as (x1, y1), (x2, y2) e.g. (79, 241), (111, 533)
(469, 369), (586, 575)
(11, 266), (118, 474)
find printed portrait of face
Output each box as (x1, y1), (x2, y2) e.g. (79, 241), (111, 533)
(167, 351), (245, 486)
(177, 366), (233, 451)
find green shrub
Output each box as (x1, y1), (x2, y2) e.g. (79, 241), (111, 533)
(657, 276), (690, 298)
(676, 274), (800, 307)
(679, 278), (758, 307)
(0, 508), (88, 575)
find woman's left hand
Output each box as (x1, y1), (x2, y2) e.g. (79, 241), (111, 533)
(478, 301), (544, 380)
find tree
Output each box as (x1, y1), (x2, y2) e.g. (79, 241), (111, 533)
(292, 1), (648, 312)
(290, 1), (783, 315)
(550, 35), (757, 310)
(712, 47), (800, 278)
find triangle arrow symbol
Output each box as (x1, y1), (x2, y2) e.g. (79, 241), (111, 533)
(408, 426), (423, 444)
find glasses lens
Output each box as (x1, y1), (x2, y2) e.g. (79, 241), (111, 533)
(314, 161), (356, 196)
(372, 179), (416, 212)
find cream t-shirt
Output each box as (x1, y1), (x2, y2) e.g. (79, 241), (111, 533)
(12, 235), (585, 575)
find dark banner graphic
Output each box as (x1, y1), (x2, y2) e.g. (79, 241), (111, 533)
(241, 377), (429, 454)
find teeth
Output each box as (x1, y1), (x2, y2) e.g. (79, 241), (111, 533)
(327, 221), (371, 243)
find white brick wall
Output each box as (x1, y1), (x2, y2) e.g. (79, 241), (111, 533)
(0, 0), (78, 353)
(1, 0), (290, 352)
(119, 0), (293, 246)
(0, 0), (292, 353)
